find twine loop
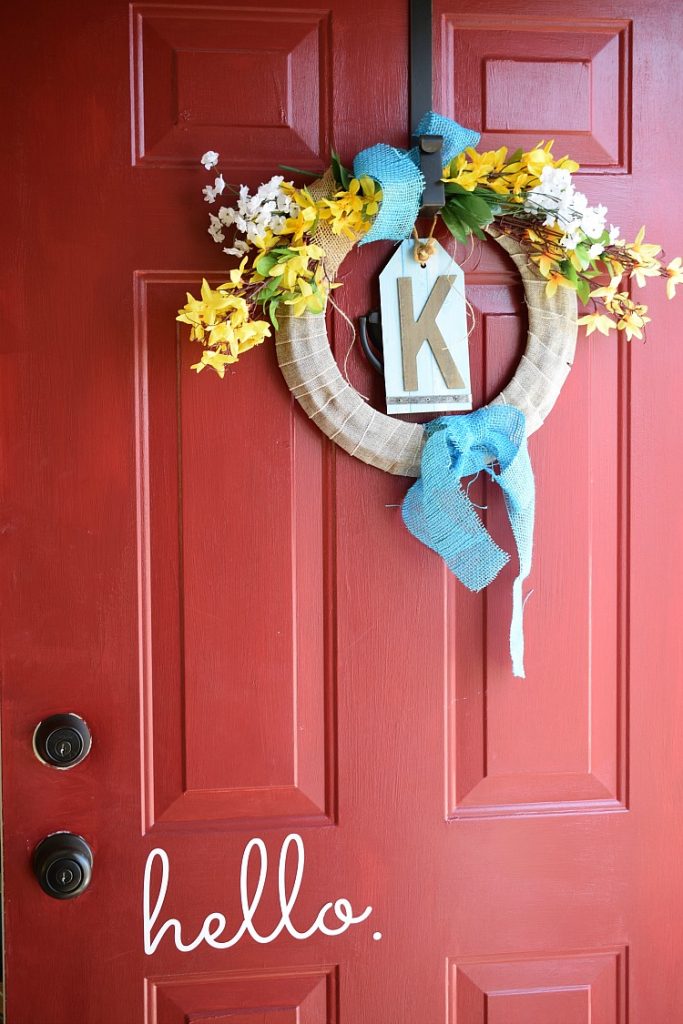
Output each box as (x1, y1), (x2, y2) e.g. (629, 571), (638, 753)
(412, 218), (439, 267)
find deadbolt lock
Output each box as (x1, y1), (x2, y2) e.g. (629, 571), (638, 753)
(33, 713), (92, 768)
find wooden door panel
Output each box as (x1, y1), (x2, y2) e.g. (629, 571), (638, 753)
(130, 5), (331, 172)
(451, 949), (626, 1024)
(446, 271), (627, 815)
(148, 966), (333, 1024)
(438, 16), (631, 172)
(137, 275), (334, 829)
(149, 968), (334, 1024)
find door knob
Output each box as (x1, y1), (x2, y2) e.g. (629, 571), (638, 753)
(33, 833), (93, 899)
(33, 713), (92, 768)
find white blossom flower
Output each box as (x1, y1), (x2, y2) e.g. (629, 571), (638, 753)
(541, 166), (572, 193)
(201, 150), (220, 170)
(525, 190), (556, 214)
(279, 193), (295, 215)
(208, 214), (225, 243)
(223, 240), (249, 256)
(580, 203), (607, 239)
(525, 166), (574, 215)
(202, 184), (217, 203)
(237, 184), (250, 212)
(572, 191), (588, 214)
(257, 175), (285, 200)
(560, 231), (582, 250)
(588, 242), (605, 259)
(218, 206), (236, 227)
(246, 221), (266, 244)
(213, 176), (298, 256)
(525, 166), (613, 252)
(608, 224), (621, 245)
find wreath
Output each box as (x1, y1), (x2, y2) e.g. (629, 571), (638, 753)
(178, 116), (681, 676)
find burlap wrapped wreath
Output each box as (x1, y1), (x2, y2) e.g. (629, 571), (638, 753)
(275, 172), (578, 477)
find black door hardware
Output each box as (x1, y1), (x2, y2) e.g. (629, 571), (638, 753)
(33, 713), (92, 768)
(358, 312), (384, 373)
(33, 832), (94, 900)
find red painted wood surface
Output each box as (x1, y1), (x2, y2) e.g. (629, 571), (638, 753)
(2, 1), (683, 1021)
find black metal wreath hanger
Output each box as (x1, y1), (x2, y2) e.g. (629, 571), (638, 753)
(410, 0), (444, 216)
(359, 0), (443, 371)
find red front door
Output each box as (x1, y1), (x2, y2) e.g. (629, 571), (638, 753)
(3, 2), (683, 1021)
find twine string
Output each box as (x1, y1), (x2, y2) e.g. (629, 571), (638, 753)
(328, 293), (370, 400)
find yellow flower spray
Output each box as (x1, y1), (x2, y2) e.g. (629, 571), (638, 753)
(178, 167), (380, 376)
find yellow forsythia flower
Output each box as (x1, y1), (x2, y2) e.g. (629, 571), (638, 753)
(177, 279), (271, 377)
(626, 226), (661, 263)
(577, 312), (617, 336)
(278, 185), (319, 244)
(318, 177), (382, 239)
(442, 139), (580, 196)
(665, 257), (683, 299)
(617, 309), (651, 341)
(544, 271), (575, 298)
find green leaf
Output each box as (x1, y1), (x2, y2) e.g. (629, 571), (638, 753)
(256, 277), (280, 303)
(440, 204), (470, 243)
(278, 164), (318, 178)
(474, 199), (496, 225)
(255, 254), (278, 276)
(573, 244), (591, 271)
(268, 299), (280, 330)
(331, 149), (352, 190)
(447, 199), (487, 237)
(449, 207), (486, 239)
(560, 260), (578, 285)
(443, 181), (471, 196)
(454, 193), (495, 227)
(576, 278), (591, 305)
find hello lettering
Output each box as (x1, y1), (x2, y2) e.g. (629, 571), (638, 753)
(143, 832), (373, 955)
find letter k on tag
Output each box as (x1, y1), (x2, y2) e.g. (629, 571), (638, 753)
(379, 239), (472, 414)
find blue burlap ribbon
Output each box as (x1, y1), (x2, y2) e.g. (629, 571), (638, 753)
(402, 407), (535, 678)
(353, 112), (480, 244)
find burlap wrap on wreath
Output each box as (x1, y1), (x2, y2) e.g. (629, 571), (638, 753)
(275, 174), (578, 478)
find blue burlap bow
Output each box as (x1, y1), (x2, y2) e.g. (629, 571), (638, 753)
(353, 111), (480, 244)
(402, 407), (535, 678)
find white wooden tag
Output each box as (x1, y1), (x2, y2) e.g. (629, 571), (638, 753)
(379, 239), (472, 414)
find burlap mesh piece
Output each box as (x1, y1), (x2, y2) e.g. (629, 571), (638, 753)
(275, 176), (578, 477)
(308, 170), (356, 278)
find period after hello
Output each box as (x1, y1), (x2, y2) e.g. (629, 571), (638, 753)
(143, 833), (379, 954)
